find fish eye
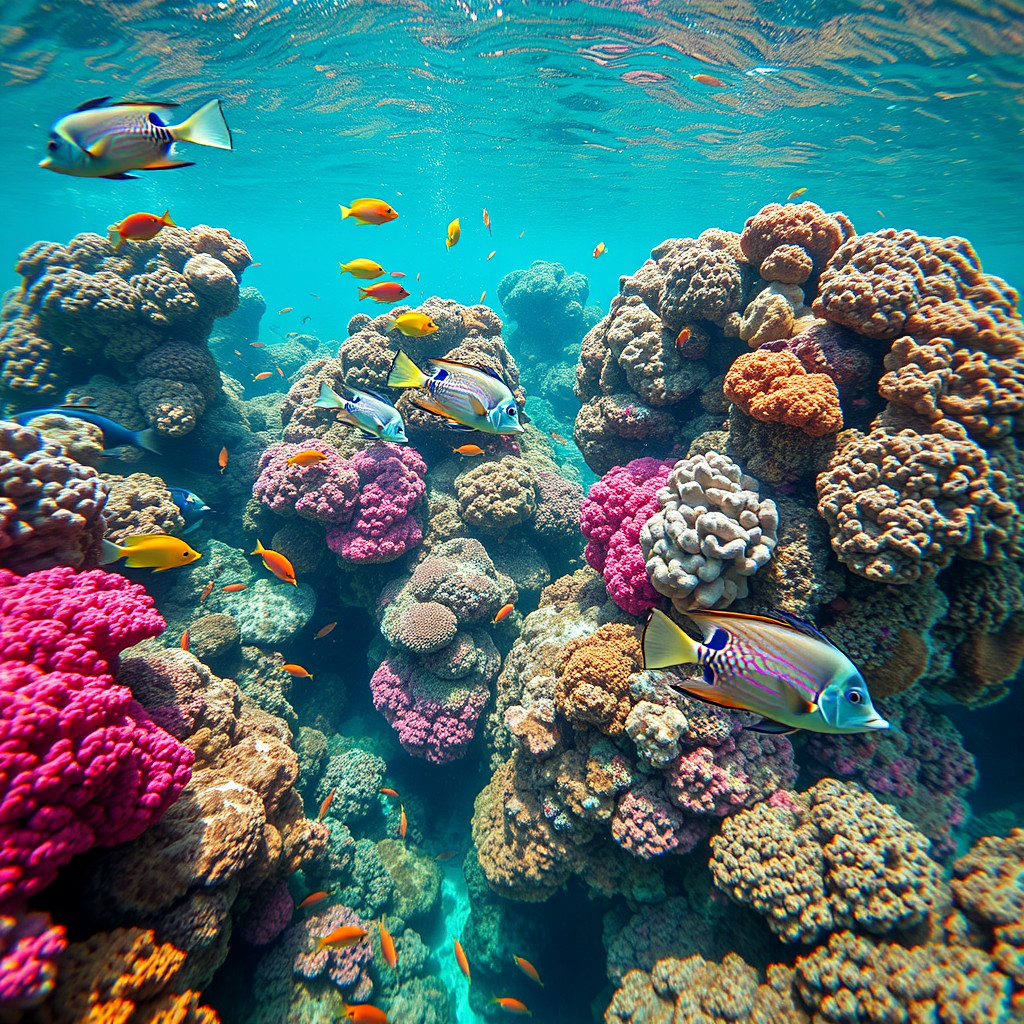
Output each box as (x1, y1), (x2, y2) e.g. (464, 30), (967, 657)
(46, 139), (58, 152)
(506, 405), (516, 415)
(845, 688), (863, 704)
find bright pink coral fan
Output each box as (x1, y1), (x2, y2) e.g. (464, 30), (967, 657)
(580, 457), (674, 615)
(325, 443), (426, 564)
(0, 567), (194, 911)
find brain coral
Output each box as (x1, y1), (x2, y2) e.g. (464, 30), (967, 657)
(710, 779), (944, 944)
(740, 201), (854, 274)
(639, 450), (778, 610)
(815, 427), (1019, 582)
(454, 456), (538, 532)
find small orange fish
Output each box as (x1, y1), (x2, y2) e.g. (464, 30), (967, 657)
(390, 271), (407, 278)
(454, 939), (471, 983)
(278, 306), (293, 314)
(233, 349), (242, 356)
(340, 1005), (389, 1024)
(316, 925), (367, 951)
(435, 850), (458, 861)
(379, 787), (400, 798)
(287, 332), (299, 338)
(253, 371), (274, 381)
(479, 290), (486, 303)
(180, 629), (189, 651)
(492, 603), (514, 624)
(691, 72), (728, 87)
(218, 447), (229, 474)
(276, 366), (285, 377)
(200, 580), (214, 604)
(318, 788), (336, 821)
(487, 250), (496, 261)
(287, 450), (328, 467)
(298, 891), (330, 910)
(315, 621), (338, 639)
(512, 955), (544, 986)
(593, 241), (607, 258)
(483, 207), (491, 235)
(283, 663), (313, 679)
(453, 444), (485, 456)
(492, 997), (531, 1016)
(379, 919), (397, 970)
(221, 583), (248, 593)
(107, 209), (176, 249)
(675, 327), (691, 347)
(250, 342), (266, 347)
(787, 187), (807, 200)
(399, 803), (408, 840)
(251, 539), (297, 585)
(550, 431), (568, 446)
(358, 282), (410, 303)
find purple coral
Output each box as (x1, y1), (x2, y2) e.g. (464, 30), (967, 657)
(253, 440), (359, 524)
(286, 903), (373, 992)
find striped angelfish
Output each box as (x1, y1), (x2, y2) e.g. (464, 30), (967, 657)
(313, 381), (408, 443)
(641, 607), (889, 736)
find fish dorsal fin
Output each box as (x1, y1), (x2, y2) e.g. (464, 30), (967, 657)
(113, 99), (181, 109)
(121, 533), (168, 547)
(771, 609), (838, 648)
(74, 96), (113, 112)
(345, 383), (390, 404)
(686, 607), (836, 646)
(429, 357), (503, 381)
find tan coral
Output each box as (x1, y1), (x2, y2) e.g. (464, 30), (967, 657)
(101, 472), (185, 544)
(455, 456), (538, 532)
(739, 283), (804, 347)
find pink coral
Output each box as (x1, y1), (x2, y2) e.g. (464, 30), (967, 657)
(611, 780), (704, 858)
(253, 439), (360, 524)
(288, 903), (372, 991)
(0, 567), (193, 910)
(580, 457), (675, 614)
(0, 911), (66, 1010)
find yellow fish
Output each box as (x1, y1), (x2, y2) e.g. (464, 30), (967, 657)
(339, 259), (386, 280)
(386, 312), (438, 337)
(340, 198), (398, 225)
(99, 534), (202, 571)
(787, 187), (807, 200)
(446, 218), (461, 248)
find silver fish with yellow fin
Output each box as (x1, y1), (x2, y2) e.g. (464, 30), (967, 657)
(641, 607), (889, 735)
(313, 380), (408, 443)
(40, 97), (232, 179)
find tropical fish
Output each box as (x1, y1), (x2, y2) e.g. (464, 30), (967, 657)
(454, 940), (471, 983)
(168, 486), (215, 535)
(399, 804), (408, 840)
(435, 850), (458, 861)
(379, 920), (397, 970)
(180, 629), (189, 651)
(513, 955), (543, 986)
(483, 207), (491, 234)
(318, 788), (335, 821)
(100, 534), (202, 571)
(379, 788), (400, 798)
(253, 371), (274, 381)
(446, 218), (461, 248)
(315, 622), (338, 639)
(282, 663), (313, 679)
(287, 450), (328, 467)
(13, 408), (162, 456)
(276, 366), (285, 378)
(492, 603), (514, 624)
(340, 198), (398, 225)
(310, 292), (320, 299)
(390, 271), (407, 278)
(250, 342), (266, 347)
(640, 608), (890, 735)
(690, 73), (728, 87)
(492, 997), (531, 1016)
(479, 290), (486, 304)
(386, 312), (438, 337)
(340, 1005), (389, 1024)
(233, 349), (242, 356)
(453, 444), (485, 456)
(39, 97), (232, 179)
(339, 258), (386, 279)
(358, 282), (410, 303)
(787, 187), (807, 200)
(675, 327), (691, 347)
(107, 209), (175, 248)
(218, 447), (229, 474)
(251, 539), (297, 585)
(199, 580), (214, 604)
(550, 431), (568, 446)
(877, 209), (885, 219)
(297, 891), (329, 910)
(219, 583), (245, 593)
(313, 381), (408, 443)
(387, 352), (523, 435)
(487, 250), (496, 261)
(593, 241), (607, 258)
(316, 925), (367, 951)
(278, 307), (293, 314)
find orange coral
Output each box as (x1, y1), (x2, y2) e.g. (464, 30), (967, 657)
(724, 350), (842, 438)
(739, 201), (853, 272)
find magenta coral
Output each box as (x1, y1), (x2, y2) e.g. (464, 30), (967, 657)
(0, 567), (193, 910)
(253, 439), (360, 524)
(0, 911), (66, 1010)
(580, 457), (675, 615)
(370, 655), (490, 764)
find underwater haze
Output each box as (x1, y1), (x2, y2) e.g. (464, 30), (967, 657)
(1, 1), (1023, 1023)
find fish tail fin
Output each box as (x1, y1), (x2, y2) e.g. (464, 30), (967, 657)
(357, 287), (369, 301)
(384, 318), (397, 332)
(161, 210), (177, 227)
(135, 428), (163, 454)
(313, 380), (344, 409)
(340, 205), (351, 220)
(99, 538), (124, 565)
(172, 98), (233, 150)
(387, 351), (428, 389)
(339, 261), (350, 274)
(107, 228), (123, 249)
(641, 609), (700, 670)
(250, 539), (265, 556)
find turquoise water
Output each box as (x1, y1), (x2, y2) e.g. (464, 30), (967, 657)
(2, 1), (1023, 1022)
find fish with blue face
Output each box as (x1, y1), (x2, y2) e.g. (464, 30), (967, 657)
(39, 97), (232, 180)
(168, 487), (216, 535)
(313, 381), (408, 443)
(641, 608), (889, 736)
(387, 352), (523, 435)
(13, 408), (162, 456)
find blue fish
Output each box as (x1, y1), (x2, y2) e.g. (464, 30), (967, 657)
(313, 381), (408, 443)
(168, 486), (216, 535)
(13, 408), (162, 456)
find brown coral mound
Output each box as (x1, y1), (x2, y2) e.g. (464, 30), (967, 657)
(455, 456), (538, 531)
(725, 350), (842, 438)
(740, 202), (853, 273)
(658, 241), (745, 328)
(101, 472), (184, 544)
